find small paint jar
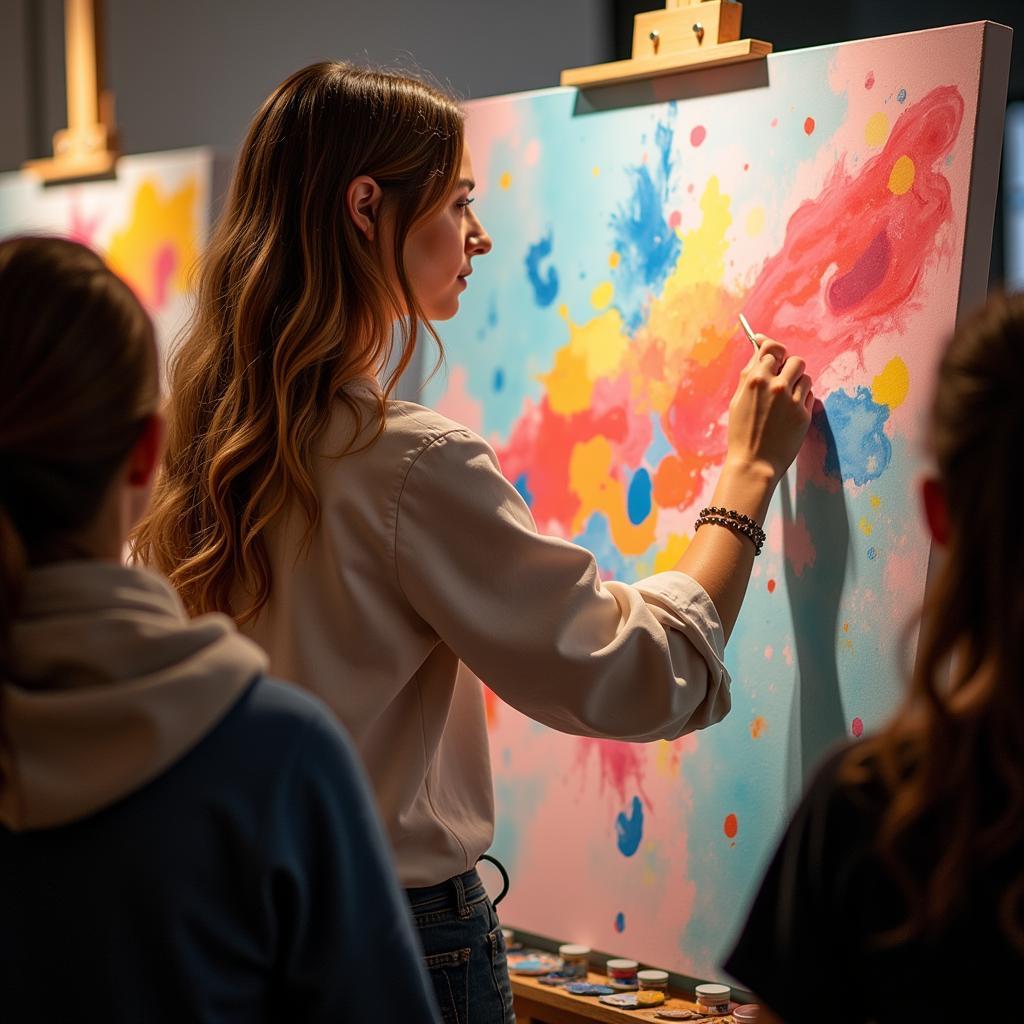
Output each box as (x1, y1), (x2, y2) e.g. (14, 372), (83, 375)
(732, 1004), (760, 1023)
(695, 983), (731, 1016)
(558, 944), (590, 980)
(637, 969), (669, 992)
(606, 958), (639, 986)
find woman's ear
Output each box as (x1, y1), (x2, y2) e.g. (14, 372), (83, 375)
(920, 476), (950, 547)
(346, 175), (383, 241)
(127, 413), (165, 488)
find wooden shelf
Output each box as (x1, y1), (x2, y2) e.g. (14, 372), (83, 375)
(561, 39), (771, 89)
(513, 970), (737, 1024)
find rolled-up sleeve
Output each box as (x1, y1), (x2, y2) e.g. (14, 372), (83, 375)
(394, 428), (731, 741)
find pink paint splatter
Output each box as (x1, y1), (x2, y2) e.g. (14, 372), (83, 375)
(852, 716), (864, 737)
(668, 210), (682, 229)
(686, 183), (694, 194)
(150, 244), (177, 311)
(742, 86), (963, 379)
(770, 117), (778, 128)
(575, 738), (651, 807)
(764, 645), (774, 660)
(865, 71), (875, 90)
(743, 163), (750, 172)
(690, 125), (707, 147)
(436, 365), (483, 433)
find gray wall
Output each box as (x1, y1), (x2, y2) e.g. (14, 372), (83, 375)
(2, 0), (614, 172)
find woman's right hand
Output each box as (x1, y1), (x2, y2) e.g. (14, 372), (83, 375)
(725, 336), (813, 484)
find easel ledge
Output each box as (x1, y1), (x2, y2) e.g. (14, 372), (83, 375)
(561, 1), (771, 89)
(513, 971), (738, 1024)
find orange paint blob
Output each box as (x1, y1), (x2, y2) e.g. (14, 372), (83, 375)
(724, 813), (738, 839)
(750, 716), (767, 739)
(804, 117), (816, 135)
(767, 578), (776, 593)
(652, 452), (704, 509)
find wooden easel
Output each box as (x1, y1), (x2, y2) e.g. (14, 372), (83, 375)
(562, 0), (771, 88)
(23, 0), (118, 182)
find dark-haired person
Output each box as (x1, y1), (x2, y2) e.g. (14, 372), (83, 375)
(724, 293), (1024, 1023)
(0, 236), (439, 1023)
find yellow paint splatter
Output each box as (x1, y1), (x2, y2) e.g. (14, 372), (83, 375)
(591, 281), (614, 310)
(106, 177), (199, 310)
(750, 716), (767, 739)
(872, 355), (910, 409)
(843, 622), (850, 633)
(859, 517), (873, 537)
(654, 533), (690, 573)
(745, 206), (765, 237)
(558, 303), (569, 320)
(865, 112), (890, 147)
(541, 346), (592, 415)
(871, 495), (882, 509)
(608, 251), (621, 269)
(656, 739), (682, 777)
(568, 435), (656, 554)
(592, 166), (601, 177)
(843, 637), (855, 652)
(499, 171), (512, 190)
(888, 155), (915, 195)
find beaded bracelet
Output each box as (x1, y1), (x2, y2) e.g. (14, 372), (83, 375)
(695, 506), (766, 555)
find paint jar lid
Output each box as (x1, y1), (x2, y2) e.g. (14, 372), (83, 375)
(732, 1005), (761, 1022)
(695, 983), (731, 1001)
(559, 944), (591, 958)
(607, 959), (639, 971)
(637, 969), (669, 983)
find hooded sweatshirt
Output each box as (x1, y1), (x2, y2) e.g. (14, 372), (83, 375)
(0, 561), (438, 1023)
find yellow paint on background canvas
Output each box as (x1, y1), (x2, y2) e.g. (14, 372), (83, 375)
(499, 171), (512, 190)
(591, 281), (614, 310)
(872, 355), (910, 409)
(567, 307), (630, 380)
(568, 435), (656, 553)
(859, 517), (874, 537)
(745, 206), (765, 237)
(654, 533), (690, 573)
(865, 112), (890, 147)
(541, 346), (592, 416)
(106, 177), (199, 310)
(888, 156), (915, 195)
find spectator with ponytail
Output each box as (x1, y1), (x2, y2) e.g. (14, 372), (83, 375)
(0, 236), (438, 1023)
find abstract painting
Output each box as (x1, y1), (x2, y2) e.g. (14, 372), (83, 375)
(0, 148), (215, 365)
(423, 23), (1009, 981)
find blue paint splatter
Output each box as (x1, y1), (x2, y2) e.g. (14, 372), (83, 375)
(643, 414), (674, 467)
(627, 468), (652, 525)
(616, 796), (644, 857)
(574, 513), (629, 579)
(514, 473), (534, 507)
(524, 229), (559, 307)
(897, 88), (907, 104)
(867, 547), (877, 560)
(493, 368), (505, 392)
(823, 387), (892, 486)
(610, 112), (681, 329)
(614, 912), (626, 933)
(487, 293), (498, 328)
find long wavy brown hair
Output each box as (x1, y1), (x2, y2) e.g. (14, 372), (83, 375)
(131, 62), (463, 623)
(842, 292), (1024, 951)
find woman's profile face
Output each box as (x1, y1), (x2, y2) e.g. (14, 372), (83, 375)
(404, 145), (492, 321)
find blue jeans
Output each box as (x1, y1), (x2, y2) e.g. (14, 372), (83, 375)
(405, 868), (515, 1024)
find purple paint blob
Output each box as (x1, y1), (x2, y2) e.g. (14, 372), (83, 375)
(827, 229), (891, 312)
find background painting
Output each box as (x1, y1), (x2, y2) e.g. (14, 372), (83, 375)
(423, 24), (1008, 981)
(0, 148), (215, 365)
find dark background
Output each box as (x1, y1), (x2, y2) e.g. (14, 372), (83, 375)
(1, 0), (1020, 281)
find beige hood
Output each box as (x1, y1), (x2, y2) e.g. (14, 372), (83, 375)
(0, 561), (267, 831)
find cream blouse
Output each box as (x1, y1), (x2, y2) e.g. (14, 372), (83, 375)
(242, 385), (731, 887)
